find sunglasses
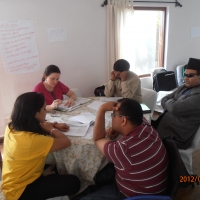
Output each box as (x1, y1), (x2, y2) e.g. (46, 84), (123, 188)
(111, 113), (130, 118)
(184, 73), (198, 78)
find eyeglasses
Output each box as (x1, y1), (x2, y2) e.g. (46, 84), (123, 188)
(184, 73), (198, 78)
(111, 113), (130, 118)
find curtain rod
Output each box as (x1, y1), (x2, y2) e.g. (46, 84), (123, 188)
(101, 0), (182, 7)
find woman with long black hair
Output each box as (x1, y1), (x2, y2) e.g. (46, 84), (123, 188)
(1, 92), (80, 200)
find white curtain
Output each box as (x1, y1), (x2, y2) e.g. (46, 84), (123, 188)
(106, 0), (134, 79)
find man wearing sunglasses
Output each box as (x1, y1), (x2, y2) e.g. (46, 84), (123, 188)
(153, 57), (200, 149)
(80, 98), (168, 200)
(104, 59), (142, 103)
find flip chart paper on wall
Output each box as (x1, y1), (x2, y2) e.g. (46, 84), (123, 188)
(0, 20), (40, 74)
(47, 27), (67, 42)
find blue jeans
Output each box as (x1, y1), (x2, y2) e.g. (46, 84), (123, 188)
(80, 183), (126, 200)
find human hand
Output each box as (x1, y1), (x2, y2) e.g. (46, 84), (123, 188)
(120, 71), (128, 81)
(99, 101), (119, 112)
(40, 121), (54, 134)
(54, 123), (70, 132)
(64, 97), (75, 107)
(50, 99), (62, 110)
(110, 71), (116, 81)
(106, 127), (119, 140)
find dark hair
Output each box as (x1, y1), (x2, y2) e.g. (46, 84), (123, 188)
(9, 92), (46, 135)
(113, 59), (130, 72)
(42, 65), (61, 81)
(117, 98), (143, 126)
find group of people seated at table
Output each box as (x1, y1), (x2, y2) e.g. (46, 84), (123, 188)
(1, 57), (200, 200)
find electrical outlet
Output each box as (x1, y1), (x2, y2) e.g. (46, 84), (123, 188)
(4, 117), (11, 124)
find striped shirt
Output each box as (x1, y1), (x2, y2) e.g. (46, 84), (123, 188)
(104, 118), (168, 197)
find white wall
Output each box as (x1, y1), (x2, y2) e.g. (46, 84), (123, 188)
(0, 0), (107, 135)
(0, 0), (200, 136)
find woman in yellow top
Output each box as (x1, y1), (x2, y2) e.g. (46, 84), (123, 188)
(1, 92), (81, 200)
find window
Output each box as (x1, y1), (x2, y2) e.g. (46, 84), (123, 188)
(121, 7), (166, 75)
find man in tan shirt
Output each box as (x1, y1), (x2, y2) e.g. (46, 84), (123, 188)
(104, 59), (142, 103)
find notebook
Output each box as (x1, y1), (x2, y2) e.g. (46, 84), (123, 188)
(140, 103), (151, 114)
(57, 97), (92, 112)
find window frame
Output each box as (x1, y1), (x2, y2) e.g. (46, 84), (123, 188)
(133, 6), (167, 69)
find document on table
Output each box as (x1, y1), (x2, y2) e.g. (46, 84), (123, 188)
(83, 119), (110, 139)
(44, 114), (91, 137)
(87, 100), (105, 111)
(99, 97), (123, 102)
(69, 112), (96, 124)
(63, 122), (90, 137)
(57, 101), (81, 112)
(57, 97), (92, 112)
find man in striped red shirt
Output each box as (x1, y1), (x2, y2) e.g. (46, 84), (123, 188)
(81, 98), (168, 200)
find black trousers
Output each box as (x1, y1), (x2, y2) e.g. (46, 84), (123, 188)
(151, 111), (167, 130)
(19, 174), (81, 200)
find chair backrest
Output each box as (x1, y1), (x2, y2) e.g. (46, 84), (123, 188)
(140, 77), (153, 89)
(141, 88), (157, 117)
(176, 64), (186, 87)
(190, 126), (200, 149)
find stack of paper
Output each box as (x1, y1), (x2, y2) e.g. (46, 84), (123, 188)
(57, 97), (91, 112)
(69, 112), (96, 124)
(63, 122), (90, 137)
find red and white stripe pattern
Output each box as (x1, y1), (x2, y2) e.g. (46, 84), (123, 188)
(104, 118), (168, 197)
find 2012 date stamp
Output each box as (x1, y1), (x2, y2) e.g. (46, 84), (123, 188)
(180, 176), (200, 183)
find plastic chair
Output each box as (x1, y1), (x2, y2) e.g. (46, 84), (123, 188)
(140, 77), (153, 89)
(178, 126), (200, 174)
(141, 87), (157, 117)
(176, 64), (186, 87)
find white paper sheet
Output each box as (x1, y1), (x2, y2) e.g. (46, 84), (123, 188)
(57, 101), (81, 112)
(99, 97), (123, 102)
(0, 20), (40, 74)
(69, 112), (96, 124)
(47, 27), (67, 42)
(63, 123), (90, 137)
(87, 100), (105, 111)
(83, 119), (110, 139)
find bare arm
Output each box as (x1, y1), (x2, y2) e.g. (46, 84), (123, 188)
(49, 129), (71, 152)
(40, 121), (71, 152)
(65, 90), (77, 107)
(94, 102), (119, 154)
(46, 99), (62, 111)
